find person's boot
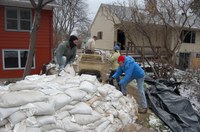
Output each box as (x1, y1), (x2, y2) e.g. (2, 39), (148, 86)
(138, 107), (148, 114)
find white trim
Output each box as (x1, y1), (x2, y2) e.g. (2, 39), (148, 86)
(2, 49), (36, 70)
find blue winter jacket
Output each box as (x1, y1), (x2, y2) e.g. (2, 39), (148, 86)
(112, 56), (145, 85)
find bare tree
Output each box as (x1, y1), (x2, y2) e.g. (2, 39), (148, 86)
(53, 0), (90, 48)
(102, 0), (197, 79)
(190, 0), (200, 17)
(23, 0), (54, 79)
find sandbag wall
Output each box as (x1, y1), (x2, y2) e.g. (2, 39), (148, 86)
(0, 73), (138, 132)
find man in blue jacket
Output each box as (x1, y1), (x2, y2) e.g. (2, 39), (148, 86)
(110, 55), (148, 113)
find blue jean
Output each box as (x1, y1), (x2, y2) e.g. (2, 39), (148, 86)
(120, 77), (147, 108)
(55, 56), (67, 73)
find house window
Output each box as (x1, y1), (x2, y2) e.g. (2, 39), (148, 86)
(97, 31), (103, 39)
(196, 53), (200, 58)
(2, 49), (35, 70)
(5, 7), (31, 31)
(180, 30), (195, 43)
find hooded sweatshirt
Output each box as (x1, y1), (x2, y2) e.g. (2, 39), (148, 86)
(112, 56), (145, 85)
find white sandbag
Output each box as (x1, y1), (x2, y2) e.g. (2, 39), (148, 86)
(87, 95), (101, 105)
(25, 74), (45, 81)
(0, 90), (47, 108)
(105, 107), (118, 118)
(48, 129), (65, 132)
(0, 85), (10, 93)
(62, 83), (80, 91)
(50, 93), (72, 110)
(24, 117), (37, 127)
(25, 127), (40, 132)
(94, 106), (106, 114)
(37, 82), (56, 89)
(111, 101), (122, 110)
(98, 101), (111, 112)
(4, 123), (12, 131)
(0, 107), (19, 120)
(69, 101), (79, 105)
(79, 81), (97, 93)
(118, 109), (132, 126)
(38, 74), (56, 82)
(8, 110), (27, 126)
(13, 121), (27, 132)
(97, 84), (114, 96)
(91, 100), (101, 108)
(72, 111), (102, 125)
(65, 89), (87, 101)
(40, 123), (60, 131)
(55, 111), (70, 120)
(95, 120), (111, 132)
(80, 74), (97, 84)
(41, 119), (81, 132)
(63, 64), (76, 77)
(39, 88), (62, 96)
(69, 102), (93, 115)
(56, 105), (74, 113)
(50, 75), (71, 85)
(36, 116), (56, 127)
(61, 117), (82, 131)
(0, 127), (7, 132)
(65, 76), (80, 84)
(85, 117), (107, 130)
(107, 118), (122, 132)
(29, 101), (55, 116)
(9, 83), (39, 91)
(105, 90), (123, 101)
(0, 119), (8, 127)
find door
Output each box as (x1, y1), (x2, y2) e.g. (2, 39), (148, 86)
(117, 30), (125, 50)
(179, 53), (190, 70)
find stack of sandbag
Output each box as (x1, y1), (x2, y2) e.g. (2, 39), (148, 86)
(0, 72), (138, 132)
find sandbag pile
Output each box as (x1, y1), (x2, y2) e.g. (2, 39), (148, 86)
(0, 73), (138, 132)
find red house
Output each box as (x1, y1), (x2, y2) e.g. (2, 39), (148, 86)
(0, 0), (55, 79)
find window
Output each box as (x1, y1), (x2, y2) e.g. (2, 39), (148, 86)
(2, 50), (35, 70)
(5, 7), (31, 31)
(97, 31), (103, 39)
(196, 53), (200, 58)
(180, 30), (195, 43)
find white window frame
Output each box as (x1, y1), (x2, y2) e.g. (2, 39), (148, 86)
(181, 30), (196, 44)
(2, 49), (35, 70)
(5, 7), (32, 31)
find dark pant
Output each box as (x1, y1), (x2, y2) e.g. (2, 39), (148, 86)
(109, 70), (116, 85)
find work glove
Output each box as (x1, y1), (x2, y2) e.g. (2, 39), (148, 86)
(109, 77), (114, 81)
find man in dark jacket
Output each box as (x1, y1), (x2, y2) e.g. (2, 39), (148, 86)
(110, 55), (148, 113)
(55, 35), (78, 75)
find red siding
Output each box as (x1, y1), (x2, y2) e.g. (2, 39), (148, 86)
(0, 5), (53, 79)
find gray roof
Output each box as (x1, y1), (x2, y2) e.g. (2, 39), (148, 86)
(102, 4), (200, 30)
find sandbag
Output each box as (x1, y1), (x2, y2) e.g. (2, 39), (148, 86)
(0, 90), (47, 108)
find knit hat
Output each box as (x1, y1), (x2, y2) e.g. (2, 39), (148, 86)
(69, 35), (78, 43)
(69, 35), (78, 48)
(118, 55), (125, 63)
(114, 45), (120, 51)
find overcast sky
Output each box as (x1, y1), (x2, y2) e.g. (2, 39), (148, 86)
(86, 0), (126, 20)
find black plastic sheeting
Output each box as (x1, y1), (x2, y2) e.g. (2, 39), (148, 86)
(144, 77), (200, 132)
